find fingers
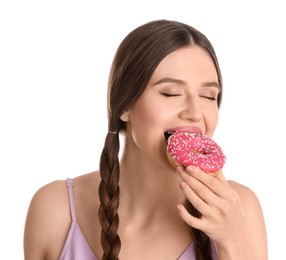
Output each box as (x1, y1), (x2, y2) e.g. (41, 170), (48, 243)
(176, 166), (247, 244)
(177, 204), (205, 230)
(179, 166), (232, 199)
(176, 166), (220, 208)
(179, 181), (213, 216)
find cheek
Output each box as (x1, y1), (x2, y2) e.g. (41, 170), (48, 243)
(140, 103), (160, 123)
(130, 95), (167, 126)
(128, 96), (167, 147)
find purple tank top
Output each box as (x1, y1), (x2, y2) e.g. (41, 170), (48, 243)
(59, 178), (218, 260)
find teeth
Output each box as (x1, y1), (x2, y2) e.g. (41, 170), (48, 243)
(165, 131), (199, 136)
(181, 131), (198, 136)
(164, 131), (199, 142)
(172, 131), (199, 136)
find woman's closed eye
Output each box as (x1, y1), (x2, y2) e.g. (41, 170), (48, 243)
(160, 92), (181, 97)
(199, 94), (217, 101)
(199, 88), (219, 101)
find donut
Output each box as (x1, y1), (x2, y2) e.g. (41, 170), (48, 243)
(166, 131), (226, 175)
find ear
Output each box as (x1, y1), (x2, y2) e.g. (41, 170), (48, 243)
(120, 111), (129, 122)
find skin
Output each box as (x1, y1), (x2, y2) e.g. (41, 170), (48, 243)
(24, 45), (268, 259)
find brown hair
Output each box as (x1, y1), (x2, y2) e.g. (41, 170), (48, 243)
(98, 19), (223, 260)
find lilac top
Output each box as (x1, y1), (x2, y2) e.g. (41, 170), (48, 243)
(59, 178), (218, 260)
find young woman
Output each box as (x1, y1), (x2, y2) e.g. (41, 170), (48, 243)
(24, 19), (268, 260)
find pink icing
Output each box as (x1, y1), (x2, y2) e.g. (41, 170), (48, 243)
(167, 131), (226, 173)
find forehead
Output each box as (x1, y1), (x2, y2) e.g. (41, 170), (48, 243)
(150, 45), (218, 83)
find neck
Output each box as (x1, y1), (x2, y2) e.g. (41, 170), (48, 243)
(118, 151), (185, 222)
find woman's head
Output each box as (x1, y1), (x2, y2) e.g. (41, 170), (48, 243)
(107, 19), (223, 134)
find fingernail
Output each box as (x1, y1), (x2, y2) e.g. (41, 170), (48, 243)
(186, 165), (194, 173)
(180, 182), (187, 189)
(176, 166), (184, 175)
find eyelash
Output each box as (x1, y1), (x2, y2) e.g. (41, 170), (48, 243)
(160, 92), (217, 101)
(200, 95), (217, 101)
(160, 92), (181, 97)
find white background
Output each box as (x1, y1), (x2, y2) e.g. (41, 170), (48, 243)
(0, 0), (285, 259)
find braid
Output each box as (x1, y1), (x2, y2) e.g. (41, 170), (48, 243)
(98, 132), (121, 260)
(186, 202), (213, 260)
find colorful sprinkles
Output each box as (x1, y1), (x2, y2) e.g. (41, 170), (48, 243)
(167, 131), (226, 173)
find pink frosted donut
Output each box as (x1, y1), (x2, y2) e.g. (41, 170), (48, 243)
(166, 131), (226, 175)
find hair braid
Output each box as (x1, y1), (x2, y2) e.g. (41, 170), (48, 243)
(98, 133), (121, 260)
(186, 202), (213, 260)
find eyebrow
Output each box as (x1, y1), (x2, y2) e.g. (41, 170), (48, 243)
(153, 77), (221, 90)
(202, 81), (221, 91)
(153, 78), (186, 86)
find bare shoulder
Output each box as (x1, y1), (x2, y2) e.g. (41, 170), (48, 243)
(24, 179), (71, 259)
(25, 179), (70, 223)
(25, 171), (100, 227)
(227, 180), (264, 218)
(227, 180), (268, 259)
(24, 171), (101, 259)
(25, 179), (69, 230)
(227, 180), (261, 207)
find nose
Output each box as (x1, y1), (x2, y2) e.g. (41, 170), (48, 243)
(178, 98), (203, 122)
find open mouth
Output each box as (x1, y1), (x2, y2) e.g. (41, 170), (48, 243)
(164, 131), (174, 142)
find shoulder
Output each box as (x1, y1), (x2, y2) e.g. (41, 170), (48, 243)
(29, 179), (68, 209)
(25, 171), (100, 226)
(227, 180), (268, 258)
(24, 171), (101, 259)
(26, 179), (70, 223)
(26, 171), (101, 226)
(227, 180), (264, 217)
(25, 179), (69, 230)
(227, 180), (260, 207)
(24, 179), (71, 259)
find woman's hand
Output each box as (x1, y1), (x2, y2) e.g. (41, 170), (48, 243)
(176, 165), (246, 243)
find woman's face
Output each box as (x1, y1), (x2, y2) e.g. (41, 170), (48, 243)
(124, 45), (220, 166)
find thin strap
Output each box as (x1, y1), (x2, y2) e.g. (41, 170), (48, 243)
(66, 178), (77, 222)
